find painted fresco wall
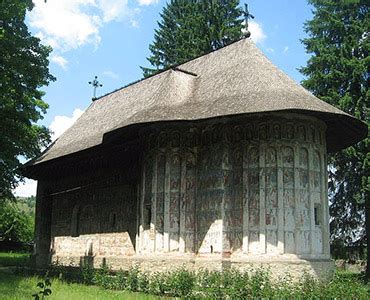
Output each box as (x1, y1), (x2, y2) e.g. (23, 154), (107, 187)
(138, 114), (329, 259)
(34, 113), (330, 272)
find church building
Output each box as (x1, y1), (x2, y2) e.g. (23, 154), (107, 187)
(24, 38), (367, 279)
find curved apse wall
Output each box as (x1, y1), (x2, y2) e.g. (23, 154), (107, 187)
(138, 113), (329, 260)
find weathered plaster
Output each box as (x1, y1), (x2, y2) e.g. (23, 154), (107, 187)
(138, 114), (329, 261)
(35, 113), (333, 279)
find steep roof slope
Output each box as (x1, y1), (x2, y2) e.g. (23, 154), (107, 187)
(28, 38), (367, 167)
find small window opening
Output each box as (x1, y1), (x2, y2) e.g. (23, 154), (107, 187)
(210, 245), (213, 254)
(314, 205), (321, 226)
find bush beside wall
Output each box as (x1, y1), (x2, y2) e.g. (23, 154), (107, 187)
(15, 264), (369, 299)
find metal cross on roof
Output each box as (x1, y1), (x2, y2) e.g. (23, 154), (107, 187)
(88, 76), (103, 101)
(243, 3), (254, 38)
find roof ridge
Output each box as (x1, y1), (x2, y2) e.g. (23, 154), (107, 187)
(171, 67), (198, 77)
(94, 38), (247, 101)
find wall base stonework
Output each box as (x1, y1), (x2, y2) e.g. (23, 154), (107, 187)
(51, 254), (334, 281)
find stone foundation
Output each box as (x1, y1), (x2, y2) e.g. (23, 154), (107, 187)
(51, 254), (334, 281)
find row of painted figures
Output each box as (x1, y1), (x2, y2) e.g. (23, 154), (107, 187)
(145, 119), (325, 149)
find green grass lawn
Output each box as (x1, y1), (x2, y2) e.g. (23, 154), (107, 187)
(0, 252), (164, 299)
(0, 252), (31, 267)
(0, 273), (163, 300)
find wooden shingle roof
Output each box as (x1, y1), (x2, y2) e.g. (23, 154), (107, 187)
(27, 38), (367, 167)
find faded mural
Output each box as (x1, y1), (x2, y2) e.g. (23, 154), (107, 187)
(138, 115), (329, 258)
(47, 114), (329, 269)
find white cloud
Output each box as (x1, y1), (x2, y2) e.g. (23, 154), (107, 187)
(130, 19), (139, 28)
(14, 179), (37, 197)
(266, 47), (274, 53)
(137, 0), (158, 5)
(248, 20), (267, 44)
(49, 108), (84, 141)
(29, 0), (135, 52)
(98, 0), (129, 22)
(29, 0), (101, 51)
(51, 54), (68, 69)
(283, 46), (289, 53)
(103, 70), (119, 79)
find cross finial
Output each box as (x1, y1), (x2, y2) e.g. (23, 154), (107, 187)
(88, 76), (103, 101)
(243, 3), (254, 38)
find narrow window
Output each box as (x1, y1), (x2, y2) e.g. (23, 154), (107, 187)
(314, 205), (321, 226)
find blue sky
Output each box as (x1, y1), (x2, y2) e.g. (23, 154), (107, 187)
(16, 0), (313, 196)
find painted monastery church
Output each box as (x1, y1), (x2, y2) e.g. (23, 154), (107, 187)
(24, 38), (367, 279)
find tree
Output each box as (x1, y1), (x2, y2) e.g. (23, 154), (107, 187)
(142, 0), (243, 77)
(0, 200), (35, 243)
(300, 0), (369, 278)
(0, 0), (55, 199)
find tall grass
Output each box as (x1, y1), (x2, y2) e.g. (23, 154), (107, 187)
(19, 263), (368, 299)
(1, 252), (368, 299)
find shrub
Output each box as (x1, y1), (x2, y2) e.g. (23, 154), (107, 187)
(248, 267), (273, 298)
(166, 268), (195, 297)
(93, 263), (115, 289)
(196, 268), (224, 297)
(115, 270), (127, 290)
(323, 271), (368, 299)
(299, 272), (322, 299)
(137, 271), (150, 293)
(33, 263), (369, 299)
(125, 265), (140, 292)
(221, 269), (251, 299)
(80, 264), (94, 285)
(148, 272), (168, 295)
